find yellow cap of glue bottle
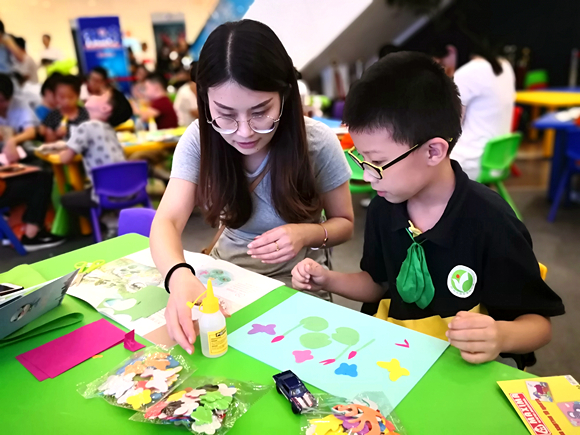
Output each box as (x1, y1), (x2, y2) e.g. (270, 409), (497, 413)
(191, 279), (227, 358)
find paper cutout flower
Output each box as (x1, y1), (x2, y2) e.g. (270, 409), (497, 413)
(98, 375), (134, 399)
(143, 355), (170, 370)
(334, 363), (358, 377)
(191, 415), (222, 434)
(333, 403), (388, 435)
(174, 396), (200, 416)
(248, 323), (277, 335)
(217, 384), (237, 397)
(200, 391), (233, 410)
(376, 359), (410, 382)
(145, 400), (168, 419)
(126, 389), (152, 410)
(167, 389), (187, 402)
(293, 350), (314, 363)
(190, 405), (214, 425)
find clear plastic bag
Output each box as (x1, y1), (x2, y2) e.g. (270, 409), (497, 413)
(301, 391), (407, 435)
(78, 346), (195, 412)
(129, 376), (272, 434)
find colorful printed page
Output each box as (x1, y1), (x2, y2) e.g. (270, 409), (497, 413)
(498, 375), (580, 434)
(126, 249), (284, 314)
(228, 292), (449, 408)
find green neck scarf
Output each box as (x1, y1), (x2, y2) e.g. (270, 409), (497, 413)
(395, 225), (435, 309)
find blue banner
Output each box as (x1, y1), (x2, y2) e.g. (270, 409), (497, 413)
(189, 0), (255, 59)
(76, 16), (131, 92)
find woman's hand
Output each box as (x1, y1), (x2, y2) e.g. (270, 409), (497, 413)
(164, 268), (207, 354)
(247, 224), (305, 264)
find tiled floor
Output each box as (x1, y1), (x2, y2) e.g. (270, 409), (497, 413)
(1, 158), (579, 379)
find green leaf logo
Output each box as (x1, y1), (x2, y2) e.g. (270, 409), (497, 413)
(448, 266), (477, 298)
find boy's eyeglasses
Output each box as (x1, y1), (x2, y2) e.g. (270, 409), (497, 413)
(347, 138), (452, 180)
(206, 96), (285, 135)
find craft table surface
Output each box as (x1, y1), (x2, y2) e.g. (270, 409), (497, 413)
(0, 234), (532, 434)
(516, 91), (580, 107)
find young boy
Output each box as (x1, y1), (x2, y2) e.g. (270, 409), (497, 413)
(38, 88), (132, 217)
(292, 52), (564, 368)
(42, 74), (89, 142)
(35, 73), (62, 122)
(135, 73), (178, 129)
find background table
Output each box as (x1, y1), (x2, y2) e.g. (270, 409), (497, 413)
(534, 112), (578, 201)
(516, 90), (580, 156)
(0, 235), (532, 434)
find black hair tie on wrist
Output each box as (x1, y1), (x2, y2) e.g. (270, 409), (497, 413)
(164, 263), (196, 294)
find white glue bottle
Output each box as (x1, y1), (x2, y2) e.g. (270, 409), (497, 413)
(197, 279), (228, 358)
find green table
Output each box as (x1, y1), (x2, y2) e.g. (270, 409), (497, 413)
(1, 234), (531, 434)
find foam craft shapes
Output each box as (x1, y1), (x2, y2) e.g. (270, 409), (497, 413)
(377, 359), (411, 382)
(217, 384), (237, 397)
(126, 389), (152, 410)
(174, 396), (200, 416)
(144, 367), (182, 393)
(98, 375), (134, 399)
(167, 390), (187, 402)
(191, 405), (214, 424)
(16, 319), (133, 381)
(185, 389), (207, 399)
(200, 391), (232, 410)
(308, 415), (344, 435)
(191, 415), (222, 434)
(229, 292), (448, 408)
(118, 387), (142, 405)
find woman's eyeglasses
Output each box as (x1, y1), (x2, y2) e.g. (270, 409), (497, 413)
(206, 96), (285, 135)
(347, 138), (452, 180)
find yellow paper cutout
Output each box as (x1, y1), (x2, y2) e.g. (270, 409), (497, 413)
(377, 358), (410, 382)
(126, 389), (152, 410)
(91, 354), (103, 359)
(308, 414), (344, 435)
(167, 390), (187, 402)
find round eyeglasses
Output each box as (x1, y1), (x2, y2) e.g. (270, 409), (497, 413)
(206, 96), (285, 135)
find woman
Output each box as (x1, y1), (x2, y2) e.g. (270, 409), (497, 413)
(151, 20), (354, 354)
(450, 43), (516, 180)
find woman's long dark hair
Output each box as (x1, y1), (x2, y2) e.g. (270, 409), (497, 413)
(196, 20), (322, 229)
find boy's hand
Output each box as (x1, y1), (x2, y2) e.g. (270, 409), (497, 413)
(291, 259), (329, 291)
(38, 141), (67, 154)
(446, 311), (504, 364)
(3, 138), (20, 163)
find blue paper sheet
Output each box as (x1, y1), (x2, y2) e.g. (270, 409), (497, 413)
(229, 292), (449, 408)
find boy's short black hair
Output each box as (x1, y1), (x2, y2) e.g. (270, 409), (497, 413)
(145, 72), (167, 89)
(107, 88), (133, 127)
(90, 66), (108, 81)
(55, 74), (82, 95)
(41, 72), (63, 96)
(0, 21), (5, 35)
(14, 37), (26, 51)
(343, 51), (462, 152)
(0, 73), (14, 100)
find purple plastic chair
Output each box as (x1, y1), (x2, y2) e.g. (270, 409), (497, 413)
(118, 208), (156, 237)
(90, 161), (152, 242)
(0, 208), (27, 255)
(548, 128), (580, 222)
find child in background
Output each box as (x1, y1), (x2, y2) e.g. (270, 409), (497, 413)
(135, 73), (178, 129)
(38, 88), (132, 218)
(42, 75), (89, 142)
(173, 79), (198, 127)
(291, 52), (564, 369)
(80, 66), (110, 102)
(35, 73), (61, 122)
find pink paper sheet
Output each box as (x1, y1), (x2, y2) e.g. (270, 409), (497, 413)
(16, 319), (143, 381)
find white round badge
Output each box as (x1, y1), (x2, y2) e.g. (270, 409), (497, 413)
(447, 265), (477, 298)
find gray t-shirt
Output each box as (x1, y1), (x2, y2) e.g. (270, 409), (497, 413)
(67, 120), (126, 199)
(171, 117), (352, 291)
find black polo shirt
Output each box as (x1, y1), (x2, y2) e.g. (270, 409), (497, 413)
(360, 161), (565, 328)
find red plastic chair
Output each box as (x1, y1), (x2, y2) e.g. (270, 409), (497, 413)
(510, 106), (524, 177)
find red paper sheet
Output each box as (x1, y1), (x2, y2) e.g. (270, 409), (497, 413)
(16, 319), (144, 381)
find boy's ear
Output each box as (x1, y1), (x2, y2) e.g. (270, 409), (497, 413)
(425, 138), (449, 166)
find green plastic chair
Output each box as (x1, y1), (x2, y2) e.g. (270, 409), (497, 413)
(344, 150), (376, 195)
(524, 69), (548, 89)
(476, 132), (523, 220)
